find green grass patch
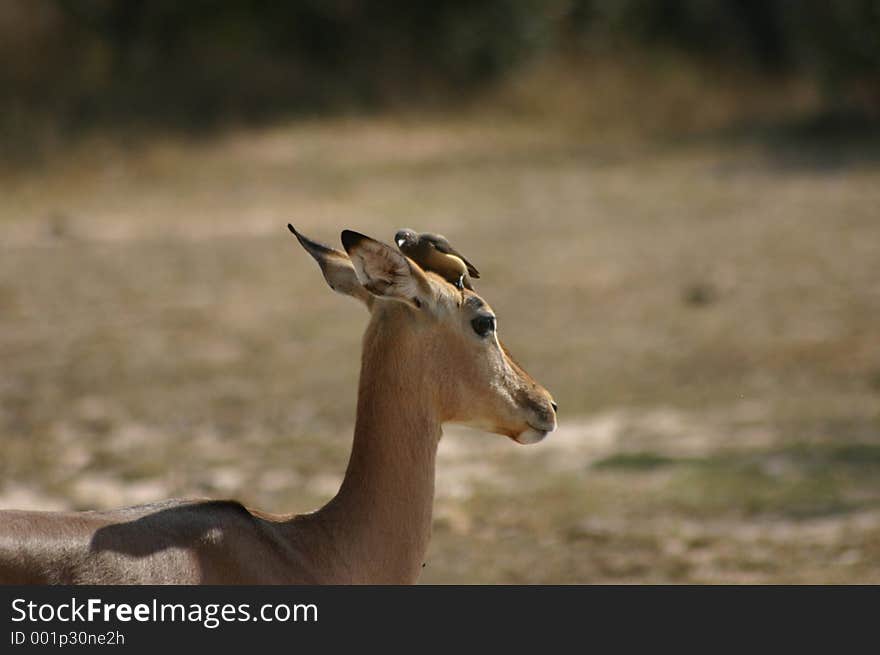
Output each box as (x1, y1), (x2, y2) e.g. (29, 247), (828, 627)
(593, 443), (880, 519)
(593, 452), (687, 471)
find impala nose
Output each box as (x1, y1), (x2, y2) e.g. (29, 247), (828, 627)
(551, 401), (558, 415)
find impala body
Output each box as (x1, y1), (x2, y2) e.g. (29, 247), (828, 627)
(0, 227), (557, 584)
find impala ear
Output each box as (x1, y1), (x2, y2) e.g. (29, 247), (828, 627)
(289, 225), (372, 307)
(341, 230), (433, 308)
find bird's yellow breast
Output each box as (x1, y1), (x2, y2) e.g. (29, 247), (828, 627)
(426, 250), (468, 276)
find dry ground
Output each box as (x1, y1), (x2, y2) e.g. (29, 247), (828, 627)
(1, 107), (879, 582)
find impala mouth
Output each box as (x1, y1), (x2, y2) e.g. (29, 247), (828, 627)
(514, 423), (554, 445)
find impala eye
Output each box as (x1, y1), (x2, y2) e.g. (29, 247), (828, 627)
(471, 315), (496, 338)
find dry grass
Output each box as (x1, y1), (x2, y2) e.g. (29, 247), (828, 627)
(1, 87), (879, 582)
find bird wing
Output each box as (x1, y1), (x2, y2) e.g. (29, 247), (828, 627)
(422, 233), (480, 278)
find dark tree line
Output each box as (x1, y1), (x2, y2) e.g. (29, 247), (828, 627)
(2, 0), (878, 137)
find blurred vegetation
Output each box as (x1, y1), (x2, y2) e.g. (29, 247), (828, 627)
(2, 0), (879, 154)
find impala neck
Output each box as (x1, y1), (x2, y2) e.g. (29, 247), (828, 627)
(312, 308), (441, 583)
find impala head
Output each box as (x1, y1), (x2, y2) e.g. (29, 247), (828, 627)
(289, 225), (557, 444)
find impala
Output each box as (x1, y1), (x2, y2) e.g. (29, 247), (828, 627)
(0, 227), (557, 584)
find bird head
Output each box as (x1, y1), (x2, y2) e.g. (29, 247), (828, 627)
(395, 228), (418, 250)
